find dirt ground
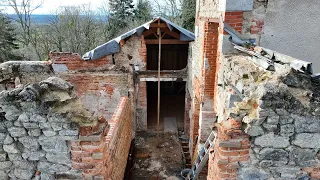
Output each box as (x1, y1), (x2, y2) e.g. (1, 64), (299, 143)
(130, 132), (185, 180)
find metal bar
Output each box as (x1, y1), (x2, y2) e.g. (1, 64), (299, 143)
(157, 24), (162, 133)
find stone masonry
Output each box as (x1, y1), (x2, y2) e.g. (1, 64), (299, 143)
(0, 76), (133, 179)
(210, 54), (320, 179)
(0, 77), (88, 179)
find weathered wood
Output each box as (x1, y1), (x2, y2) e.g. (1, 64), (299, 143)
(145, 39), (189, 44)
(150, 23), (167, 28)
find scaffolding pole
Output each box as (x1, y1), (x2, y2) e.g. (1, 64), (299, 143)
(157, 22), (161, 133)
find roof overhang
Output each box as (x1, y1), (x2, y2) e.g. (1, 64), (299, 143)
(83, 17), (195, 61)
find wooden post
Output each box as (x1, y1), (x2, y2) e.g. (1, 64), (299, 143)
(157, 23), (161, 133)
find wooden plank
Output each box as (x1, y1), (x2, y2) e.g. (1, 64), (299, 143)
(150, 23), (167, 28)
(145, 39), (189, 44)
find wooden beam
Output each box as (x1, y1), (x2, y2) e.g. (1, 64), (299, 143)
(145, 39), (190, 44)
(142, 27), (180, 39)
(163, 29), (180, 39)
(142, 29), (157, 37)
(161, 32), (166, 39)
(150, 23), (167, 28)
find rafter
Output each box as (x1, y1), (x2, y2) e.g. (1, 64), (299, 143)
(150, 23), (167, 28)
(145, 39), (189, 44)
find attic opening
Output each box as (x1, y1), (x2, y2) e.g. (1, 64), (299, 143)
(147, 81), (185, 132)
(147, 44), (188, 70)
(141, 18), (191, 71)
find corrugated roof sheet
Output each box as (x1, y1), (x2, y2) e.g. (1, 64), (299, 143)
(83, 17), (195, 61)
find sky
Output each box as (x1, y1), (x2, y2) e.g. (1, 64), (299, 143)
(0, 0), (118, 14)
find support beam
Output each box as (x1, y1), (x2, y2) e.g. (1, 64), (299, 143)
(143, 28), (180, 39)
(145, 39), (189, 44)
(150, 23), (167, 28)
(157, 25), (161, 133)
(163, 30), (180, 39)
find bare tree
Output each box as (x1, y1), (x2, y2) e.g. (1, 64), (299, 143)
(151, 0), (182, 24)
(5, 0), (43, 46)
(48, 15), (64, 52)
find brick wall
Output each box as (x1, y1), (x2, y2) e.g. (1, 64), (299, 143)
(250, 18), (264, 34)
(202, 22), (219, 110)
(198, 21), (220, 143)
(71, 97), (132, 179)
(208, 119), (249, 180)
(224, 12), (244, 33)
(136, 35), (148, 131)
(50, 52), (110, 71)
(189, 98), (200, 157)
(184, 90), (192, 137)
(58, 73), (128, 120)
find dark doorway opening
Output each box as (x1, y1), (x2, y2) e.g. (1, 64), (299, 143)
(147, 81), (185, 131)
(147, 44), (189, 70)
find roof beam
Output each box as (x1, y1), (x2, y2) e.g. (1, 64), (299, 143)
(145, 39), (189, 44)
(163, 29), (180, 39)
(150, 23), (167, 28)
(143, 28), (180, 39)
(142, 29), (157, 37)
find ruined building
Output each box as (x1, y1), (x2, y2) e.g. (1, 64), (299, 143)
(0, 0), (320, 179)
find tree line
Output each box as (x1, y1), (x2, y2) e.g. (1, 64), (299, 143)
(0, 0), (196, 63)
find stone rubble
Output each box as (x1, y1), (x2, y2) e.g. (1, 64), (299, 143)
(0, 77), (94, 179)
(217, 55), (320, 179)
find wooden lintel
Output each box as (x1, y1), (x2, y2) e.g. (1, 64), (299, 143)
(150, 23), (167, 28)
(145, 39), (189, 44)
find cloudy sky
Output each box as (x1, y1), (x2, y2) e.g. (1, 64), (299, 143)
(1, 0), (125, 14)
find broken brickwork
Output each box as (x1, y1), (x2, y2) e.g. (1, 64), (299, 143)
(187, 0), (320, 179)
(215, 54), (320, 179)
(0, 76), (132, 179)
(0, 77), (89, 179)
(72, 97), (132, 180)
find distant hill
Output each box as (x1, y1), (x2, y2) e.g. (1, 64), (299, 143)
(6, 14), (58, 24)
(6, 14), (105, 24)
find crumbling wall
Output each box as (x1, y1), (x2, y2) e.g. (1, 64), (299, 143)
(0, 61), (53, 91)
(213, 54), (320, 179)
(111, 35), (146, 71)
(0, 76), (133, 180)
(49, 52), (130, 121)
(241, 0), (320, 73)
(58, 73), (128, 120)
(71, 97), (132, 180)
(0, 77), (96, 180)
(260, 0), (320, 73)
(196, 0), (220, 19)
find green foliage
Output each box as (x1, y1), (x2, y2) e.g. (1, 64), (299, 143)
(109, 0), (135, 29)
(0, 12), (21, 62)
(181, 0), (196, 32)
(106, 0), (152, 40)
(134, 0), (153, 23)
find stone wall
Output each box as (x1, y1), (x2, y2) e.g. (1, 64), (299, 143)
(213, 54), (320, 179)
(0, 61), (53, 91)
(0, 77), (133, 180)
(0, 77), (94, 180)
